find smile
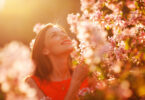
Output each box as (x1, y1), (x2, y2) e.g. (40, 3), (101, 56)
(61, 40), (72, 45)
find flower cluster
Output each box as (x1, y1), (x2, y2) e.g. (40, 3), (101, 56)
(0, 41), (38, 100)
(67, 0), (145, 99)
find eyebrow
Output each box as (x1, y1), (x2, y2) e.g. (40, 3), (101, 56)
(51, 33), (57, 37)
(48, 29), (65, 37)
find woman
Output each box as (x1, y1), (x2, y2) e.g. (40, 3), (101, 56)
(26, 23), (89, 100)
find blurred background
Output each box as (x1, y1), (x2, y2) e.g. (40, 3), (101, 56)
(0, 0), (80, 47)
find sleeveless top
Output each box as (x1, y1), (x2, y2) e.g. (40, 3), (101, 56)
(31, 75), (89, 100)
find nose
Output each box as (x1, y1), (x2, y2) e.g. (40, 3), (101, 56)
(62, 34), (70, 40)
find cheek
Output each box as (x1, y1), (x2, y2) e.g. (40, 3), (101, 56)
(49, 43), (74, 55)
(49, 45), (64, 55)
(50, 41), (61, 48)
(47, 40), (62, 52)
(46, 38), (61, 47)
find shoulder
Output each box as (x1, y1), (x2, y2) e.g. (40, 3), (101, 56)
(25, 75), (41, 87)
(25, 76), (46, 99)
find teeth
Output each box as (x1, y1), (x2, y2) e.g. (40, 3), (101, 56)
(61, 40), (72, 45)
(62, 41), (72, 44)
(63, 42), (71, 44)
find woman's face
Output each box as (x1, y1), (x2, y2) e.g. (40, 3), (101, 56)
(43, 27), (74, 55)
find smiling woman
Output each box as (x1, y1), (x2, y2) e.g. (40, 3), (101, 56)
(25, 23), (89, 100)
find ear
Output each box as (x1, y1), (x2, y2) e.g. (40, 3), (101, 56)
(42, 48), (50, 55)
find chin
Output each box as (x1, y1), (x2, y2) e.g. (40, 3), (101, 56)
(63, 46), (74, 54)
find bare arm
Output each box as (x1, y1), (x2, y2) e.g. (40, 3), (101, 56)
(64, 64), (89, 100)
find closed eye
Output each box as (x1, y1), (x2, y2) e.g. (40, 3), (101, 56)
(51, 33), (57, 38)
(50, 31), (67, 38)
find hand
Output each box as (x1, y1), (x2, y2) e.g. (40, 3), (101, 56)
(64, 63), (89, 100)
(71, 63), (89, 85)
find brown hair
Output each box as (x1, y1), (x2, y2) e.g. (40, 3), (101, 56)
(32, 23), (72, 81)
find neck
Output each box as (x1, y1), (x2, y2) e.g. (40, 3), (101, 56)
(48, 54), (71, 81)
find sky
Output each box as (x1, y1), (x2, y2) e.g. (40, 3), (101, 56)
(0, 0), (80, 47)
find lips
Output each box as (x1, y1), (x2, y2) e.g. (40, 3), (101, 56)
(61, 40), (72, 45)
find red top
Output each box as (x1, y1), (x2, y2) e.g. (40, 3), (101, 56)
(31, 75), (89, 100)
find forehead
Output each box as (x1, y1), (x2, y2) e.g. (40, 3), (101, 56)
(45, 27), (65, 36)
